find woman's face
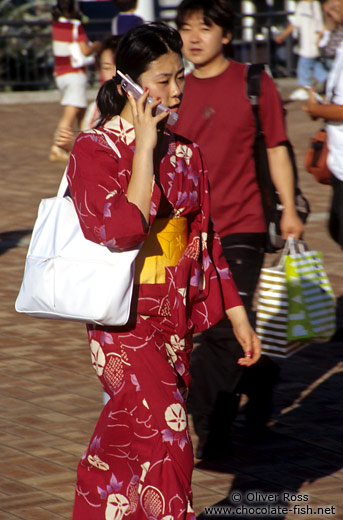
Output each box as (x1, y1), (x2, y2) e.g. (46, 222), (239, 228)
(138, 51), (185, 114)
(99, 49), (116, 84)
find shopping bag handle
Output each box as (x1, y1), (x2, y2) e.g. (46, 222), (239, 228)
(278, 236), (308, 267)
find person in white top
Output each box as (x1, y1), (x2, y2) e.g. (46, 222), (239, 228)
(276, 0), (327, 100)
(303, 0), (343, 250)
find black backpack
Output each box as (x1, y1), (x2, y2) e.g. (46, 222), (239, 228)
(247, 63), (310, 253)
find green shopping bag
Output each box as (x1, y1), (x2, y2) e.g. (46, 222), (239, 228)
(285, 243), (336, 342)
(256, 238), (336, 357)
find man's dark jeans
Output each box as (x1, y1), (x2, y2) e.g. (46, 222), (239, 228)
(187, 233), (279, 458)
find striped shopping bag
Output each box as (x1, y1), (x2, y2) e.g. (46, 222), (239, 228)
(256, 264), (307, 357)
(256, 240), (336, 357)
(285, 250), (336, 342)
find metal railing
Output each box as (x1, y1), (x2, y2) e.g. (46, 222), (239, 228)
(232, 11), (296, 77)
(0, 11), (296, 91)
(0, 20), (53, 89)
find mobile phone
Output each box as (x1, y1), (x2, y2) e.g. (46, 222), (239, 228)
(117, 70), (178, 126)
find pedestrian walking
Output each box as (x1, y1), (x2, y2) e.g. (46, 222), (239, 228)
(303, 0), (343, 250)
(174, 0), (304, 461)
(66, 22), (261, 518)
(276, 0), (327, 100)
(111, 0), (144, 36)
(50, 0), (100, 161)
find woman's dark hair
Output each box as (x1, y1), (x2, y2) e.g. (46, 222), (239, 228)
(175, 0), (235, 35)
(96, 22), (183, 122)
(52, 0), (80, 21)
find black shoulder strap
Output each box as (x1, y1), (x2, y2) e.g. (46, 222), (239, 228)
(247, 63), (265, 101)
(247, 63), (266, 134)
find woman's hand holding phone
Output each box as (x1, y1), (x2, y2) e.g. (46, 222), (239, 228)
(125, 87), (169, 224)
(126, 88), (170, 151)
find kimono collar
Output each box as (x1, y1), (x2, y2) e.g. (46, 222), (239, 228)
(104, 116), (135, 146)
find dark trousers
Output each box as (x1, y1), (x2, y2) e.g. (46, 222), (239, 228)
(329, 175), (343, 249)
(187, 233), (279, 455)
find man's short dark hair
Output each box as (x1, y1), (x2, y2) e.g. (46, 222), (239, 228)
(175, 0), (235, 34)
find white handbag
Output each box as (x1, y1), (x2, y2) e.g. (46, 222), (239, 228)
(15, 171), (141, 326)
(70, 23), (95, 68)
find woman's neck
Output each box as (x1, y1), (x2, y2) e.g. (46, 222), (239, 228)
(120, 103), (133, 125)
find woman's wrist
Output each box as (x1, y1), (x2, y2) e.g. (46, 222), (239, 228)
(225, 305), (250, 327)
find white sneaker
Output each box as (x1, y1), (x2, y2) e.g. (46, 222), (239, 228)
(290, 88), (309, 101)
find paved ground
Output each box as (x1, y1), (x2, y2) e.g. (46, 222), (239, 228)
(0, 79), (342, 520)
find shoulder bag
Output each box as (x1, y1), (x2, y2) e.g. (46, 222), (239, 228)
(15, 169), (141, 326)
(70, 22), (95, 69)
(304, 128), (331, 184)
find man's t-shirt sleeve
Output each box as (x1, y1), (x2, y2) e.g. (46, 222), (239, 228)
(259, 71), (289, 148)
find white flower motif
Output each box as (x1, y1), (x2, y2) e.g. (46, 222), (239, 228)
(170, 334), (185, 351)
(106, 190), (118, 199)
(170, 155), (177, 167)
(90, 339), (106, 376)
(87, 454), (109, 471)
(105, 494), (130, 520)
(177, 287), (187, 307)
(175, 144), (193, 165)
(165, 403), (187, 432)
(165, 343), (177, 366)
(201, 231), (208, 251)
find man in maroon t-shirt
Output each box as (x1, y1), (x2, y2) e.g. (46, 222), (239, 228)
(175, 0), (304, 461)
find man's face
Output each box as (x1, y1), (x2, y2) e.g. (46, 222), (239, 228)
(178, 11), (231, 68)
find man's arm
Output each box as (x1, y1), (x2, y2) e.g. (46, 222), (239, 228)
(267, 145), (304, 240)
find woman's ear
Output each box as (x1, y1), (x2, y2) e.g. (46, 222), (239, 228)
(116, 83), (125, 97)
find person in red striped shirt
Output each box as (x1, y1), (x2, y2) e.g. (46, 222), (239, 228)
(50, 0), (100, 161)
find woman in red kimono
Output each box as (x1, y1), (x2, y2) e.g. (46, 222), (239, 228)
(66, 22), (261, 520)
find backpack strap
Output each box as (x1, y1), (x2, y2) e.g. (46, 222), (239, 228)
(247, 63), (266, 135)
(247, 63), (265, 103)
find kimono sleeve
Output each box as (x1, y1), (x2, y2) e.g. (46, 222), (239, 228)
(209, 222), (243, 311)
(67, 131), (149, 250)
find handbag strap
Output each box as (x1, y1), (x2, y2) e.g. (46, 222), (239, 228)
(72, 21), (78, 43)
(57, 167), (70, 198)
(56, 130), (121, 199)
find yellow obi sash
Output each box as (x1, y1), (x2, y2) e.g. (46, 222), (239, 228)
(134, 217), (188, 284)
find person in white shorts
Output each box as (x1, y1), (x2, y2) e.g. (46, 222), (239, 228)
(50, 0), (100, 161)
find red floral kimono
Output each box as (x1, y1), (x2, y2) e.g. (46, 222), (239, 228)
(66, 116), (242, 520)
